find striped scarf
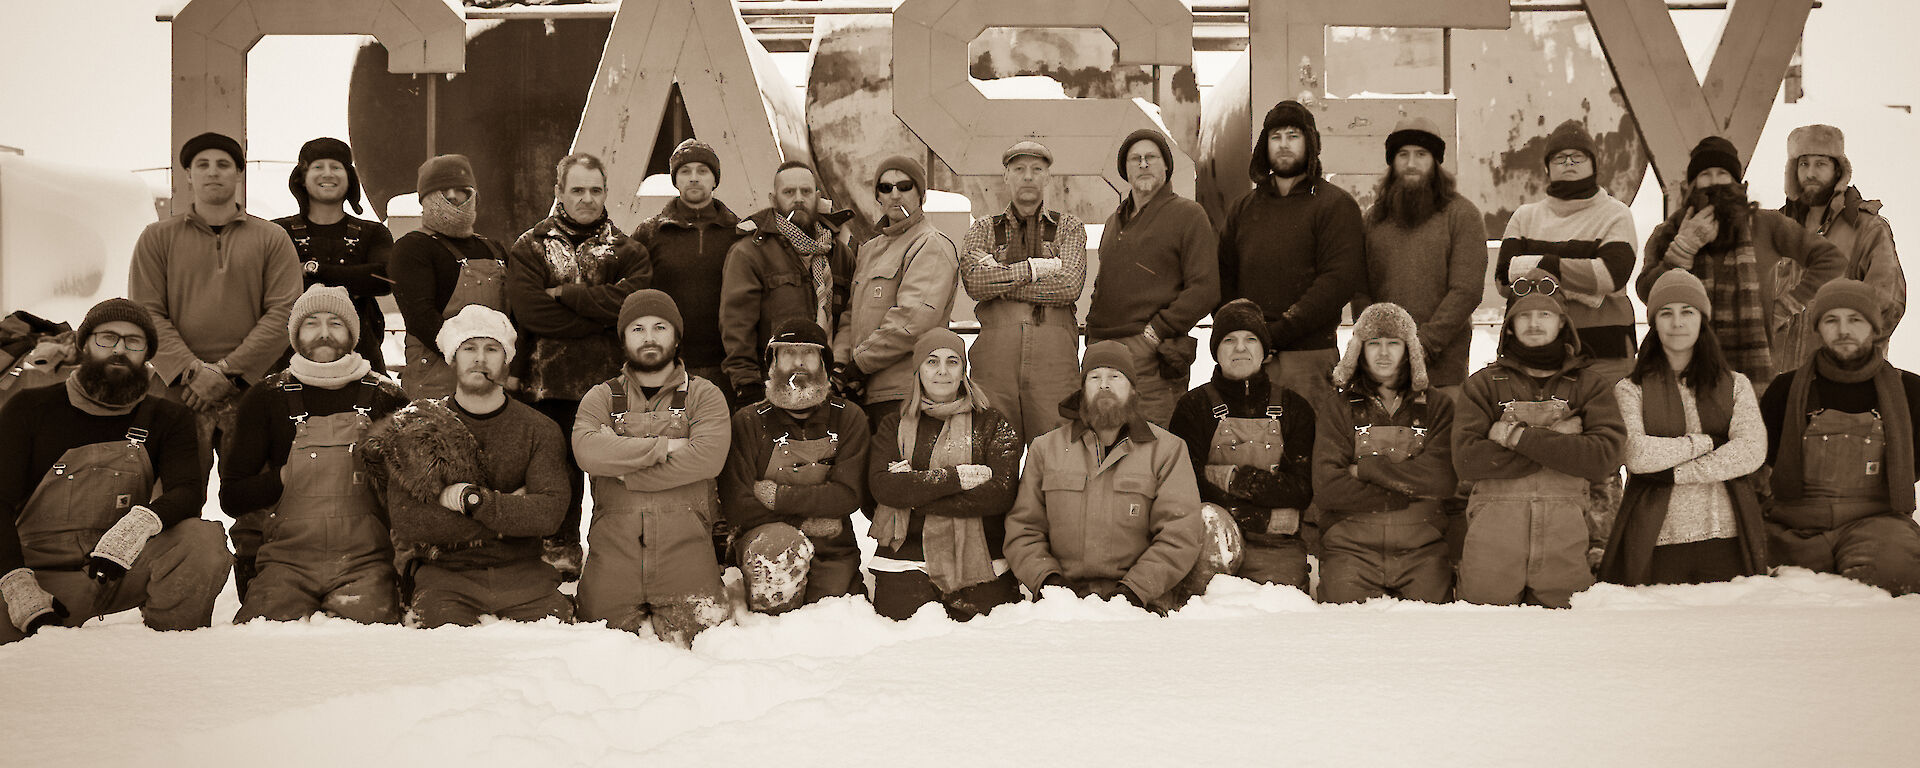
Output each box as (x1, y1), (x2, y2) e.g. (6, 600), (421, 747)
(1696, 210), (1772, 384)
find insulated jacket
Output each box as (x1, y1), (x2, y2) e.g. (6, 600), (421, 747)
(129, 206), (303, 384)
(1313, 383), (1457, 515)
(836, 212), (959, 404)
(868, 408), (1022, 563)
(1168, 368), (1315, 512)
(507, 213), (653, 402)
(718, 397), (870, 538)
(1775, 185), (1905, 370)
(634, 199), (742, 370)
(1455, 353), (1626, 485)
(718, 209), (855, 397)
(572, 367), (732, 495)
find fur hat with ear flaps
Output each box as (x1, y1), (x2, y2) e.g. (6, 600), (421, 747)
(1332, 302), (1427, 391)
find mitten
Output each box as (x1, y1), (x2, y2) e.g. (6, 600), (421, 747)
(1, 568), (67, 635)
(86, 506), (163, 582)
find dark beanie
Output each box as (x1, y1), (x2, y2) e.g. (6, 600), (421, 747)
(1081, 340), (1135, 386)
(179, 131), (244, 169)
(1385, 116), (1446, 166)
(618, 289), (684, 339)
(1116, 128), (1175, 183)
(417, 154), (476, 195)
(1210, 298), (1272, 357)
(1543, 120), (1597, 167)
(874, 155), (929, 201)
(289, 137), (363, 215)
(669, 139), (721, 187)
(1686, 136), (1744, 183)
(77, 298), (159, 351)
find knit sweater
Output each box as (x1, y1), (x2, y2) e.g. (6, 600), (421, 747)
(1087, 185), (1220, 341)
(0, 385), (204, 573)
(1361, 195), (1488, 387)
(128, 206), (303, 383)
(867, 408), (1022, 563)
(1497, 190), (1639, 359)
(384, 396), (570, 570)
(1217, 176), (1366, 352)
(633, 199), (742, 370)
(507, 214), (653, 402)
(218, 372), (409, 516)
(1615, 374), (1765, 545)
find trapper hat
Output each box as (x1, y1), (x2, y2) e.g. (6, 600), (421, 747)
(288, 285), (360, 348)
(1809, 278), (1884, 336)
(763, 316), (832, 372)
(1686, 136), (1744, 184)
(1646, 270), (1712, 320)
(76, 298), (159, 355)
(179, 131), (244, 170)
(1785, 124), (1852, 199)
(1385, 116), (1446, 166)
(1080, 340), (1135, 386)
(669, 139), (721, 186)
(417, 154), (476, 195)
(1333, 302), (1427, 391)
(436, 304), (516, 363)
(1249, 101), (1321, 182)
(289, 137), (363, 215)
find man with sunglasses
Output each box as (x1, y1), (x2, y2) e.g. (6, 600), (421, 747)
(834, 156), (959, 427)
(0, 299), (229, 643)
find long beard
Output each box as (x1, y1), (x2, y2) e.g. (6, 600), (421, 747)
(623, 343), (678, 375)
(767, 365), (827, 411)
(1381, 173), (1439, 227)
(75, 354), (148, 407)
(1083, 390), (1135, 432)
(423, 191), (478, 238)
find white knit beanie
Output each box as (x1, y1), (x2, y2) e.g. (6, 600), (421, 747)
(436, 304), (516, 362)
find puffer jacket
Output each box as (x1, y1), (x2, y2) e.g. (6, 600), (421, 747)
(835, 212), (959, 404)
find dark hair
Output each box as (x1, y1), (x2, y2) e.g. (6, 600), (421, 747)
(553, 153), (606, 187)
(1350, 352), (1413, 394)
(774, 160), (817, 183)
(1630, 312), (1728, 391)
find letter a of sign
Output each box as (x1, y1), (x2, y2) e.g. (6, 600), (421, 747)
(573, 0), (793, 230)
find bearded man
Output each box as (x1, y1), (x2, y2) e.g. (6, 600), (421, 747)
(1771, 124), (1906, 371)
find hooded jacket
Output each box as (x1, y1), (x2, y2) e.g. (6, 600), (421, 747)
(1776, 146), (1905, 361)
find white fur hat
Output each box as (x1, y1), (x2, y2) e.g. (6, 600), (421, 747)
(436, 304), (516, 362)
(1332, 302), (1427, 391)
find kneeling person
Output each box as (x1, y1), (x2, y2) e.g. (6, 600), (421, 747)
(1313, 303), (1457, 603)
(573, 290), (732, 643)
(225, 286), (408, 624)
(721, 318), (870, 614)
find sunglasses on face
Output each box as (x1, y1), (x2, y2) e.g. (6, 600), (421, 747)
(1511, 276), (1560, 297)
(876, 180), (916, 194)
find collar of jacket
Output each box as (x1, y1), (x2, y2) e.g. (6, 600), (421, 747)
(1059, 389), (1158, 443)
(185, 203), (252, 234)
(876, 209), (928, 237)
(621, 363), (689, 405)
(659, 197), (740, 230)
(742, 206), (847, 242)
(1208, 365), (1274, 409)
(541, 211), (620, 242)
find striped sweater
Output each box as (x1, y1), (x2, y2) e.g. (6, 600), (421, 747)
(1497, 190), (1639, 359)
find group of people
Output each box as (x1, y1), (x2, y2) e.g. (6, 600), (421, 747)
(0, 100), (1913, 647)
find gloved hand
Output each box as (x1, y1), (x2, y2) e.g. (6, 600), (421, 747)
(955, 464), (992, 490)
(1116, 582), (1146, 609)
(754, 480), (780, 509)
(1, 568), (67, 635)
(830, 362), (868, 400)
(183, 361), (237, 411)
(86, 506), (163, 583)
(439, 483), (479, 514)
(1667, 208), (1718, 267)
(1203, 464), (1237, 493)
(1037, 573), (1072, 600)
(1027, 256), (1062, 280)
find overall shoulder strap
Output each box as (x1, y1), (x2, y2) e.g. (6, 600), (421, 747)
(605, 376), (628, 416)
(125, 398), (154, 446)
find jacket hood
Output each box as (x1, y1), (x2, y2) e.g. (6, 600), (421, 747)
(1334, 302), (1428, 391)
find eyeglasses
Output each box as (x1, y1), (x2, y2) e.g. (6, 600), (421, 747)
(1510, 276), (1560, 297)
(1550, 153), (1590, 168)
(1127, 154), (1164, 167)
(91, 331), (148, 352)
(876, 180), (916, 194)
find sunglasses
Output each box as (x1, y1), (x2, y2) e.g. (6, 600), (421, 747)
(876, 180), (917, 194)
(1511, 276), (1560, 297)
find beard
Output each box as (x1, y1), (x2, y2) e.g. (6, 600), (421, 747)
(1082, 389), (1136, 433)
(75, 353), (148, 407)
(1798, 176), (1837, 208)
(296, 332), (352, 363)
(456, 364), (501, 396)
(780, 203), (815, 231)
(1269, 153), (1308, 179)
(767, 364), (828, 411)
(623, 342), (678, 374)
(1368, 165), (1455, 228)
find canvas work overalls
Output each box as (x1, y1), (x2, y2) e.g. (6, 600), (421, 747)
(1318, 393), (1450, 604)
(740, 425), (861, 614)
(404, 238), (508, 399)
(968, 213), (1079, 444)
(1769, 408), (1920, 594)
(1198, 387), (1298, 590)
(1459, 372), (1596, 608)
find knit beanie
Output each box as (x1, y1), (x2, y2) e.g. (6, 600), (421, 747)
(1333, 302), (1428, 391)
(417, 154), (477, 195)
(1686, 136), (1744, 184)
(618, 289), (683, 339)
(1249, 101), (1321, 182)
(1080, 340), (1135, 386)
(76, 298), (159, 352)
(1385, 116), (1446, 165)
(669, 139), (721, 187)
(874, 155), (928, 201)
(1646, 270), (1712, 320)
(289, 137), (363, 215)
(1117, 128), (1175, 183)
(763, 316), (833, 372)
(436, 304), (517, 362)
(179, 131), (245, 169)
(1809, 278), (1883, 335)
(914, 327), (967, 364)
(1543, 120), (1597, 167)
(1210, 298), (1271, 358)
(1504, 267), (1569, 323)
(288, 285), (361, 348)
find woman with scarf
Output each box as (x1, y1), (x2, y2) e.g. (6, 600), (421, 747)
(1601, 270), (1767, 584)
(866, 329), (1023, 620)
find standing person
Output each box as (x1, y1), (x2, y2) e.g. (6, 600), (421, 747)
(1169, 299), (1314, 591)
(1218, 101), (1364, 409)
(130, 131), (304, 478)
(1497, 120), (1641, 384)
(834, 156), (960, 426)
(867, 329), (1024, 621)
(633, 139), (744, 411)
(572, 291), (732, 644)
(1312, 303), (1457, 604)
(959, 140), (1087, 444)
(1774, 124), (1906, 371)
(273, 136), (395, 373)
(719, 162), (856, 407)
(389, 154), (515, 400)
(0, 299), (227, 644)
(1361, 118), (1486, 390)
(1004, 341), (1207, 613)
(1638, 136), (1845, 389)
(1087, 129), (1218, 426)
(507, 152), (654, 580)
(366, 305), (573, 627)
(223, 286), (409, 622)
(719, 318), (870, 614)
(1759, 279), (1920, 595)
(1600, 271), (1767, 585)
(1454, 269), (1625, 607)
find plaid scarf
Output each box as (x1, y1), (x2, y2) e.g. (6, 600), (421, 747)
(769, 212), (835, 339)
(869, 377), (997, 593)
(1694, 209), (1772, 383)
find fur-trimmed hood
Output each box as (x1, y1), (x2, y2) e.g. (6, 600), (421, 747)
(1333, 302), (1427, 391)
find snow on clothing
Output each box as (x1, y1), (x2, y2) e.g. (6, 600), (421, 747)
(835, 211), (960, 405)
(960, 203), (1087, 443)
(1638, 206), (1845, 386)
(1087, 184), (1220, 425)
(1775, 184), (1905, 372)
(219, 373), (409, 514)
(1168, 368), (1315, 589)
(271, 213), (395, 371)
(1454, 348), (1626, 608)
(1360, 194), (1488, 388)
(720, 397), (870, 613)
(507, 209), (654, 403)
(128, 206), (304, 385)
(632, 198), (743, 372)
(572, 367), (731, 642)
(867, 407), (1023, 619)
(718, 209), (856, 402)
(1217, 172), (1366, 356)
(1004, 394), (1206, 607)
(387, 230), (519, 398)
(1759, 353), (1920, 595)
(1497, 189), (1640, 361)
